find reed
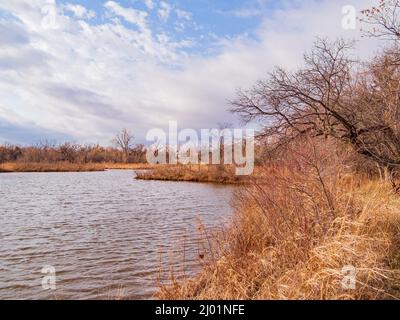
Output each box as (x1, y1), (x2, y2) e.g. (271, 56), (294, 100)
(158, 142), (400, 300)
(0, 162), (161, 172)
(136, 165), (247, 184)
(1, 162), (105, 172)
(105, 163), (159, 170)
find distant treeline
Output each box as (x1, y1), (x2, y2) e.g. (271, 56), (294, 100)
(0, 142), (147, 164)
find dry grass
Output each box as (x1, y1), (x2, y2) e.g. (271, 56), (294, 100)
(0, 164), (12, 172)
(136, 164), (247, 184)
(158, 141), (400, 300)
(0, 162), (159, 172)
(104, 163), (158, 170)
(0, 162), (106, 172)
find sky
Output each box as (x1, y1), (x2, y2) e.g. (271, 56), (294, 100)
(0, 0), (381, 145)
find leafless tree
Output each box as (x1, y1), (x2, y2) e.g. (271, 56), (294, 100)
(113, 129), (134, 163)
(231, 35), (400, 174)
(361, 0), (400, 41)
(59, 143), (79, 163)
(232, 38), (355, 147)
(130, 144), (146, 163)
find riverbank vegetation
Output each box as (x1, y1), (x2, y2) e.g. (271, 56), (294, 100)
(0, 162), (159, 173)
(136, 165), (248, 184)
(0, 162), (105, 173)
(158, 1), (400, 300)
(159, 138), (400, 299)
(0, 139), (146, 166)
(0, 129), (148, 172)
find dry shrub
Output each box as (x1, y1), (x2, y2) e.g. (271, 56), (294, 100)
(158, 138), (400, 300)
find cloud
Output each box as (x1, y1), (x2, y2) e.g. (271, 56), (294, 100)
(230, 8), (263, 18)
(0, 0), (383, 145)
(62, 3), (96, 20)
(0, 22), (29, 46)
(105, 1), (148, 30)
(175, 9), (192, 21)
(0, 46), (48, 71)
(223, 0), (268, 18)
(143, 0), (155, 10)
(0, 118), (72, 145)
(158, 1), (172, 22)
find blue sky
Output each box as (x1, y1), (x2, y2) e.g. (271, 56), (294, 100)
(0, 0), (379, 145)
(58, 0), (273, 56)
(65, 0), (266, 38)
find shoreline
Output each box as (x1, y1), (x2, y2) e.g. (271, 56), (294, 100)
(0, 162), (158, 173)
(1, 163), (250, 185)
(135, 165), (249, 185)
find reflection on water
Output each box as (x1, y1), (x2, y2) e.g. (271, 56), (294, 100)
(0, 170), (233, 300)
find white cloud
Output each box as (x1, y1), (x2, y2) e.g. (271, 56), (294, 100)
(0, 0), (383, 144)
(175, 9), (192, 21)
(0, 0), (67, 31)
(158, 1), (172, 22)
(143, 0), (155, 10)
(105, 1), (148, 30)
(223, 0), (268, 18)
(230, 8), (263, 18)
(62, 3), (96, 19)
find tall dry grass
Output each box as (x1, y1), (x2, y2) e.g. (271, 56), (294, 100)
(0, 162), (160, 172)
(104, 163), (158, 170)
(136, 164), (246, 184)
(0, 162), (106, 172)
(158, 139), (400, 300)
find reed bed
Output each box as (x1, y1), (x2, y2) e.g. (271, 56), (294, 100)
(0, 162), (160, 172)
(0, 162), (105, 172)
(158, 143), (400, 300)
(136, 165), (247, 184)
(104, 163), (159, 170)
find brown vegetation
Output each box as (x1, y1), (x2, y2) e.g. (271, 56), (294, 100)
(232, 38), (400, 176)
(1, 162), (106, 173)
(136, 164), (247, 184)
(0, 162), (160, 173)
(105, 163), (158, 170)
(0, 132), (147, 172)
(158, 139), (400, 300)
(0, 134), (147, 169)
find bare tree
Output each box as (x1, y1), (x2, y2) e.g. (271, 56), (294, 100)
(231, 36), (400, 174)
(59, 143), (79, 163)
(113, 129), (134, 163)
(361, 0), (400, 41)
(231, 38), (355, 147)
(130, 144), (146, 163)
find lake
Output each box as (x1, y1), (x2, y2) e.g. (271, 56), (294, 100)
(0, 170), (233, 300)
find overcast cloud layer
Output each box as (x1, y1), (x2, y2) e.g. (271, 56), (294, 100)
(0, 0), (380, 145)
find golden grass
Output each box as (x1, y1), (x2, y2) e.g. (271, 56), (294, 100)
(158, 161), (400, 300)
(0, 164), (12, 172)
(104, 163), (159, 170)
(0, 162), (105, 172)
(0, 162), (159, 173)
(136, 164), (247, 184)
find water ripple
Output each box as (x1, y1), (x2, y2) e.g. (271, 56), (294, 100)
(0, 170), (233, 300)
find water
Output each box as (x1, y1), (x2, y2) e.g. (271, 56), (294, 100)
(0, 170), (233, 300)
